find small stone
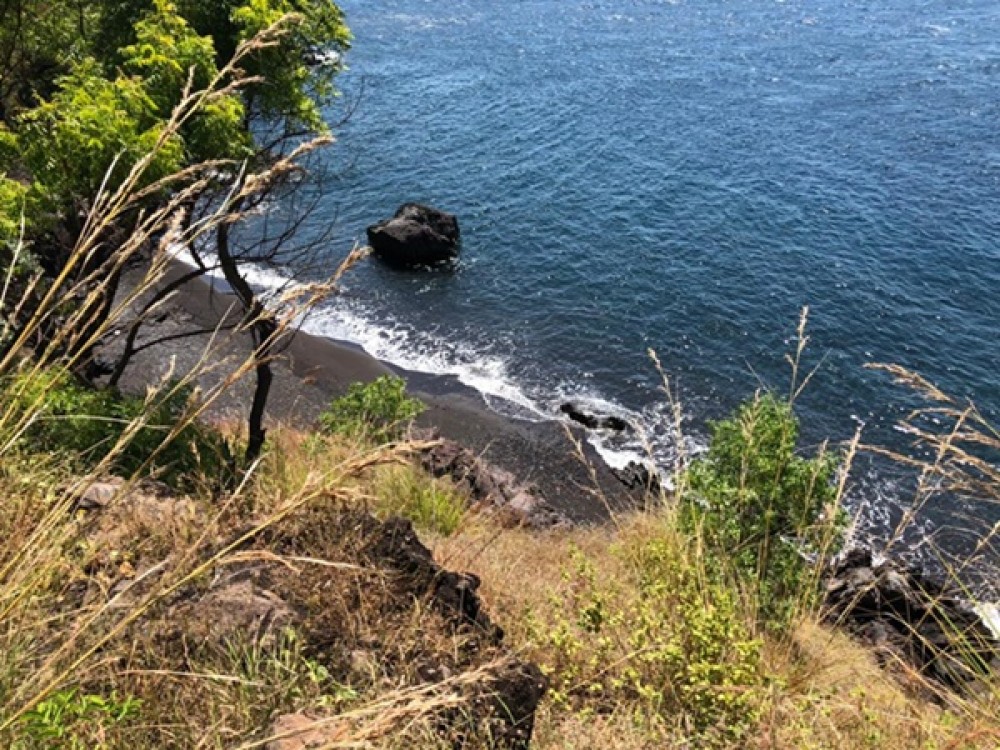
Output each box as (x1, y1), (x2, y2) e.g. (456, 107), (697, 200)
(77, 479), (125, 510)
(266, 713), (344, 750)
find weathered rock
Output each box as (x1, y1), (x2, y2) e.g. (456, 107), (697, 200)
(76, 477), (125, 510)
(824, 547), (1000, 691)
(367, 203), (460, 267)
(363, 515), (501, 641)
(81, 478), (197, 575)
(464, 660), (548, 750)
(558, 402), (630, 432)
(420, 436), (570, 529)
(612, 460), (662, 495)
(266, 712), (344, 750)
(172, 576), (297, 648)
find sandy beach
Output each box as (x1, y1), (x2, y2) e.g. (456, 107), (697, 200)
(102, 261), (638, 522)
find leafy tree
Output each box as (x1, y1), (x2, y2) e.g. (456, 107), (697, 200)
(681, 393), (844, 626)
(18, 59), (183, 213)
(7, 368), (226, 484)
(120, 3), (252, 163)
(0, 0), (351, 464)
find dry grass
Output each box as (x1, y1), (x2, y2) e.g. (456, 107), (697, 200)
(434, 509), (999, 749)
(1, 400), (997, 749)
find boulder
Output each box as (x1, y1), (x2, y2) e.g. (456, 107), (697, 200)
(612, 460), (662, 495)
(367, 203), (461, 267)
(824, 547), (1000, 691)
(558, 402), (631, 432)
(363, 515), (501, 640)
(265, 712), (345, 750)
(462, 660), (549, 750)
(419, 435), (570, 529)
(172, 577), (297, 648)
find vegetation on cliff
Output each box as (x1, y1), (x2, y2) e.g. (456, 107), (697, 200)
(0, 2), (996, 748)
(0, 350), (997, 748)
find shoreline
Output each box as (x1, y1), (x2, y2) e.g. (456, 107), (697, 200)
(104, 261), (639, 523)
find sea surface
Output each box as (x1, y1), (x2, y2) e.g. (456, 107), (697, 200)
(263, 0), (1000, 580)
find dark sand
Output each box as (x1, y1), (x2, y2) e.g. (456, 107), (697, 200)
(103, 262), (637, 522)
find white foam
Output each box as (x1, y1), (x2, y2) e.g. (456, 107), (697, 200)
(548, 386), (702, 475)
(302, 301), (551, 422)
(974, 602), (1000, 640)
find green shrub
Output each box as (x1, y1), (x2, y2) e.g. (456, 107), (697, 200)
(533, 538), (765, 747)
(374, 466), (465, 536)
(15, 688), (141, 750)
(319, 376), (424, 444)
(681, 393), (843, 627)
(5, 369), (227, 485)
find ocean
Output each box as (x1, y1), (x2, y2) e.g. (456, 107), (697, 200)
(265, 0), (1000, 580)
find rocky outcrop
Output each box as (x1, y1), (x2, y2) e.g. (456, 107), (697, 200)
(460, 659), (549, 750)
(558, 402), (630, 432)
(367, 203), (461, 267)
(75, 476), (548, 747)
(257, 515), (546, 749)
(611, 460), (662, 495)
(824, 547), (1000, 692)
(267, 659), (547, 750)
(362, 515), (502, 640)
(419, 435), (570, 529)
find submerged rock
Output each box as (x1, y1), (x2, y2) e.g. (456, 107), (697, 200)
(367, 203), (461, 267)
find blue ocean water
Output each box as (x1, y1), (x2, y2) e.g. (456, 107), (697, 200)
(282, 0), (1000, 562)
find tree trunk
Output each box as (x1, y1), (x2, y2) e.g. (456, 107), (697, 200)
(215, 202), (276, 466)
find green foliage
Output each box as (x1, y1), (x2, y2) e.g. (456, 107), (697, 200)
(533, 537), (765, 747)
(228, 627), (360, 714)
(3, 0), (348, 256)
(374, 466), (465, 536)
(121, 1), (251, 162)
(682, 393), (843, 626)
(0, 1), (97, 118)
(6, 369), (226, 485)
(231, 0), (351, 132)
(19, 59), (184, 207)
(15, 688), (140, 749)
(319, 376), (425, 444)
(0, 173), (29, 248)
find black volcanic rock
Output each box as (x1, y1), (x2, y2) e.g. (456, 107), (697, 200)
(559, 402), (631, 432)
(612, 460), (662, 495)
(367, 203), (460, 267)
(824, 547), (1000, 692)
(419, 434), (570, 530)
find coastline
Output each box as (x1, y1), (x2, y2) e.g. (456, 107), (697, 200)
(103, 260), (639, 523)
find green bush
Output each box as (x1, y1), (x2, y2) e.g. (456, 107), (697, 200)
(374, 466), (465, 536)
(533, 538), (765, 747)
(319, 376), (424, 444)
(5, 369), (227, 485)
(681, 393), (843, 627)
(15, 688), (140, 750)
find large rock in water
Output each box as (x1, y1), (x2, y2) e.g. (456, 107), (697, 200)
(367, 203), (461, 267)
